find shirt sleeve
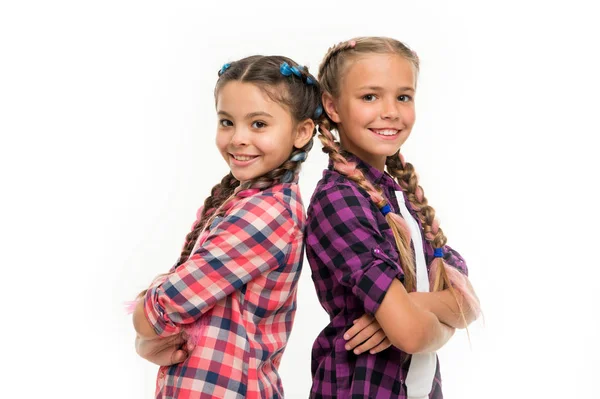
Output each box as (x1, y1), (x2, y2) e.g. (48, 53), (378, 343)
(305, 183), (404, 316)
(441, 245), (469, 276)
(143, 195), (297, 337)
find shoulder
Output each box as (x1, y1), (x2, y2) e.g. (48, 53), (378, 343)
(224, 184), (303, 228)
(307, 171), (382, 233)
(309, 170), (377, 214)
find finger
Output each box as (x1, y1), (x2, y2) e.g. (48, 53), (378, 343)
(137, 335), (182, 357)
(145, 345), (188, 366)
(345, 324), (381, 350)
(170, 348), (188, 365)
(344, 314), (374, 340)
(353, 331), (387, 355)
(369, 338), (392, 354)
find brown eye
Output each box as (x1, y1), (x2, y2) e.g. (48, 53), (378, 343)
(398, 95), (413, 102)
(220, 119), (233, 127)
(362, 94), (376, 102)
(252, 121), (267, 129)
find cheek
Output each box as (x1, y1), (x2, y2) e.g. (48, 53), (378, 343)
(215, 132), (227, 151)
(403, 108), (416, 126)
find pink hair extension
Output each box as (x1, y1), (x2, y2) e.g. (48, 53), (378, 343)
(387, 212), (411, 243)
(415, 186), (424, 202)
(124, 299), (139, 315)
(332, 161), (386, 205)
(429, 259), (481, 317)
(424, 219), (440, 241)
(235, 188), (260, 198)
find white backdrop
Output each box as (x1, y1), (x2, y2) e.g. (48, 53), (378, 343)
(1, 1), (598, 398)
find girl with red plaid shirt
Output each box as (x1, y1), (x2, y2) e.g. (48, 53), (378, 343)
(130, 55), (322, 399)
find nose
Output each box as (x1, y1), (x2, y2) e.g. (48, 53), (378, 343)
(230, 127), (250, 146)
(381, 98), (399, 120)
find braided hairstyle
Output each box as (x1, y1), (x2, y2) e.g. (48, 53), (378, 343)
(180, 55), (320, 264)
(175, 56), (321, 261)
(135, 56), (321, 300)
(318, 37), (479, 318)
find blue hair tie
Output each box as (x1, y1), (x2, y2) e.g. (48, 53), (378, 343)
(290, 66), (302, 77)
(380, 204), (391, 216)
(219, 63), (231, 75)
(290, 151), (307, 162)
(434, 248), (443, 258)
(306, 76), (315, 85)
(313, 104), (323, 119)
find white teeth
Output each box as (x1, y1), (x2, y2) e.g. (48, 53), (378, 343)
(232, 155), (255, 161)
(372, 129), (398, 136)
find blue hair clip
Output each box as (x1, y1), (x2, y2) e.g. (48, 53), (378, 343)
(313, 104), (323, 119)
(380, 204), (391, 216)
(280, 62), (304, 78)
(280, 62), (293, 77)
(306, 76), (315, 85)
(433, 248), (444, 258)
(219, 63), (231, 75)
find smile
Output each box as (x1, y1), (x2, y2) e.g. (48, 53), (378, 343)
(369, 128), (400, 137)
(229, 153), (259, 166)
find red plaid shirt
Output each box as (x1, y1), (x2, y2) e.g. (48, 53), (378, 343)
(143, 183), (305, 398)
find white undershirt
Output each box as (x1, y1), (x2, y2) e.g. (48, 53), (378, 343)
(395, 191), (437, 399)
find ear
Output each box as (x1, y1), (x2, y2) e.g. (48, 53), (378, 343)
(293, 118), (315, 149)
(322, 92), (341, 123)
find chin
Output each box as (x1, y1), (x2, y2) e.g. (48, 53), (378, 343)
(374, 146), (402, 158)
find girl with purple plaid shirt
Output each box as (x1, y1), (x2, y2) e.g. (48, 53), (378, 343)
(130, 55), (323, 398)
(305, 37), (481, 398)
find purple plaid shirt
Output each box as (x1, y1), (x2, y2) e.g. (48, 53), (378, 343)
(305, 156), (468, 399)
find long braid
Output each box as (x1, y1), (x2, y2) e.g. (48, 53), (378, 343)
(318, 40), (358, 93)
(386, 151), (480, 320)
(132, 173), (239, 300)
(318, 119), (417, 292)
(178, 172), (240, 265)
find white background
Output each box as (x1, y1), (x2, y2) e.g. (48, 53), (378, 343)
(1, 1), (598, 398)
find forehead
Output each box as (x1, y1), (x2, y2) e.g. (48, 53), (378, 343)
(341, 53), (416, 91)
(216, 81), (288, 115)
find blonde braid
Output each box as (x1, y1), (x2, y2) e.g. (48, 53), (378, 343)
(386, 151), (477, 326)
(318, 119), (417, 291)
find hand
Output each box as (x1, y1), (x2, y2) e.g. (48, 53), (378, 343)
(343, 313), (391, 355)
(135, 333), (189, 366)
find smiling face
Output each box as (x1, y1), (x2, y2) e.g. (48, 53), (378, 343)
(215, 81), (311, 183)
(322, 53), (417, 171)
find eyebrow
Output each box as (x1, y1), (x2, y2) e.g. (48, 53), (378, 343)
(217, 110), (274, 119)
(357, 86), (415, 92)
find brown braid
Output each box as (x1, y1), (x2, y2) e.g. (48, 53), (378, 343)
(178, 172), (240, 265)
